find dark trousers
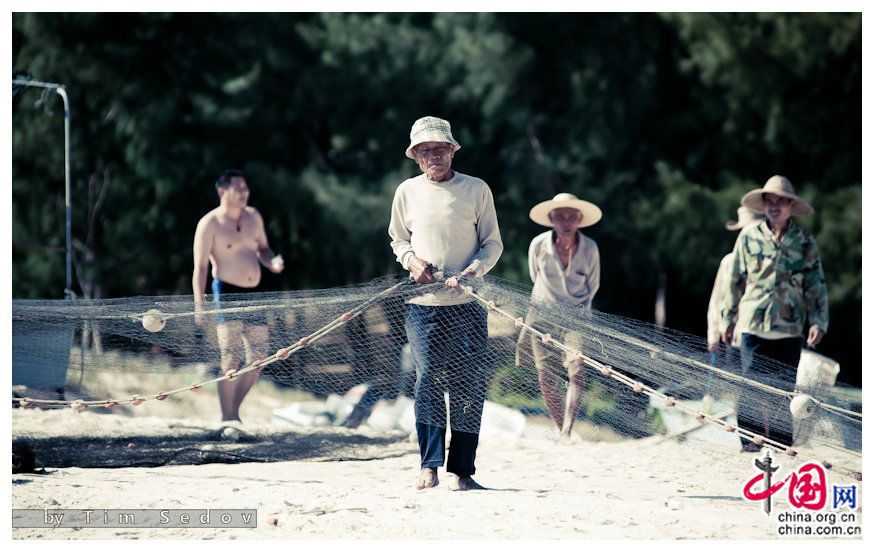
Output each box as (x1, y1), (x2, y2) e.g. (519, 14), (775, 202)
(708, 346), (739, 396)
(406, 302), (488, 476)
(738, 333), (802, 446)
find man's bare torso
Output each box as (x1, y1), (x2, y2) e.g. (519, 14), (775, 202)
(202, 206), (263, 288)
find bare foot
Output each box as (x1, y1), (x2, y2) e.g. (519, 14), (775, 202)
(416, 468), (439, 490)
(450, 475), (485, 491)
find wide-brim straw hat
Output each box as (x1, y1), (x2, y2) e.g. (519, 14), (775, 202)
(740, 175), (813, 216)
(725, 206), (765, 231)
(529, 193), (602, 228)
(405, 116), (461, 159)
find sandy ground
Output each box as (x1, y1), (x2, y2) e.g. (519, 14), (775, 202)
(11, 371), (864, 540)
(11, 406), (863, 540)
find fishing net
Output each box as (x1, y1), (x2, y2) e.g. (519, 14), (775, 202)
(11, 274), (862, 477)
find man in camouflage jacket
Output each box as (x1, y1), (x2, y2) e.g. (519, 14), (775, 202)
(720, 175), (828, 450)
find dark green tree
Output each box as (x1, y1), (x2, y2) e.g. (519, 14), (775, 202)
(13, 12), (861, 383)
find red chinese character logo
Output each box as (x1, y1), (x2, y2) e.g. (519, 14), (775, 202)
(743, 472), (786, 502)
(786, 463), (827, 510)
(742, 457), (828, 515)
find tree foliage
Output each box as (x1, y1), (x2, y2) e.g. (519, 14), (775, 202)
(12, 13), (861, 383)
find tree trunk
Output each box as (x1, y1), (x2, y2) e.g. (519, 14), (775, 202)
(74, 168), (111, 352)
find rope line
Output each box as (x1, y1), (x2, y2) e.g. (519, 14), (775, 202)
(13, 294), (360, 323)
(583, 319), (860, 419)
(461, 285), (862, 474)
(14, 279), (418, 410)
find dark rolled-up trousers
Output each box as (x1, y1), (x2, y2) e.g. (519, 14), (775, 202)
(406, 302), (488, 476)
(738, 333), (802, 447)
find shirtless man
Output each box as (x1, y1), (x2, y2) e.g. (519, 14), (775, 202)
(192, 169), (284, 422)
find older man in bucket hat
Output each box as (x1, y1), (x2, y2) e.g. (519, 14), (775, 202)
(519, 193), (601, 443)
(720, 175), (829, 450)
(389, 116), (503, 490)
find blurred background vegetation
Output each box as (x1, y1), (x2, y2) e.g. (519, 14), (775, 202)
(12, 13), (861, 385)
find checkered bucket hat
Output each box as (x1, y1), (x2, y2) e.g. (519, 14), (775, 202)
(405, 116), (461, 159)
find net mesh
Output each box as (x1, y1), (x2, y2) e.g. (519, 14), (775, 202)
(11, 275), (862, 477)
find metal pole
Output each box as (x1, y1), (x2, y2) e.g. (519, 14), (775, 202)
(56, 86), (72, 299)
(12, 77), (73, 299)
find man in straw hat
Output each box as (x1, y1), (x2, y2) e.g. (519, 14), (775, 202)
(706, 206), (764, 357)
(520, 193), (601, 443)
(388, 116), (503, 490)
(720, 175), (829, 450)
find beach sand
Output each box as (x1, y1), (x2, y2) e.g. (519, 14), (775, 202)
(12, 405), (862, 540)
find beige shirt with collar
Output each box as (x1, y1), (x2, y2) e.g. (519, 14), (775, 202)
(528, 230), (600, 308)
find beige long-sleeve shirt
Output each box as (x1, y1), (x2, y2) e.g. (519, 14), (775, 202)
(389, 171), (503, 306)
(707, 253), (743, 346)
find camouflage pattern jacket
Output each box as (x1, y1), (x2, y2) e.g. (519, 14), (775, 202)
(721, 219), (829, 338)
